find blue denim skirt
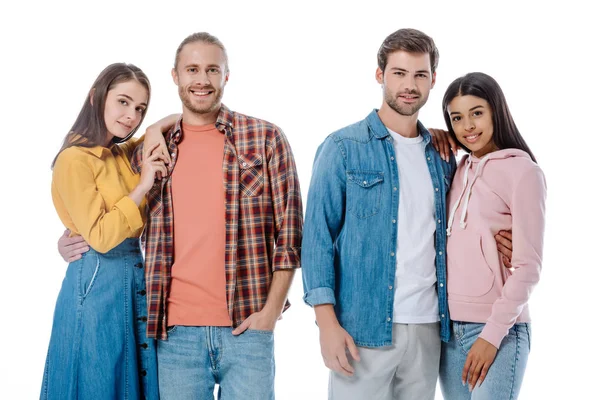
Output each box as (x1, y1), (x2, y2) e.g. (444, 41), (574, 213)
(40, 238), (158, 399)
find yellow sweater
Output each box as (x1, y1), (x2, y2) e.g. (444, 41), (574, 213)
(51, 138), (146, 253)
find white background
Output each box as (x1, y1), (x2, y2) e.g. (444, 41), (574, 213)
(1, 0), (598, 398)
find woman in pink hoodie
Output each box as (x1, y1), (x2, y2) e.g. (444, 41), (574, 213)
(438, 72), (546, 400)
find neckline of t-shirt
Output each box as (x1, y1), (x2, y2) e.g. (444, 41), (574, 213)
(386, 128), (423, 144)
(182, 122), (218, 133)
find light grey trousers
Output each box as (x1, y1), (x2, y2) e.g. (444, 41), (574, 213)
(329, 323), (441, 400)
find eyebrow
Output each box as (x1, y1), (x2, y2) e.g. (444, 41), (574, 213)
(184, 63), (221, 69)
(450, 105), (484, 115)
(389, 67), (430, 74)
(118, 94), (147, 107)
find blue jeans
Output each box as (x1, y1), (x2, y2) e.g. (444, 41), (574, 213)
(439, 321), (531, 400)
(157, 326), (275, 400)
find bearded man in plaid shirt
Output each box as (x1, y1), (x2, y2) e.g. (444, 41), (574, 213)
(58, 32), (302, 399)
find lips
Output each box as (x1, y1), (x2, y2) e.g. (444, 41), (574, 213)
(190, 88), (213, 98)
(118, 121), (132, 130)
(398, 93), (419, 103)
(463, 132), (482, 143)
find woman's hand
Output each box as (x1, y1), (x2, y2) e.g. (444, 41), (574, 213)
(128, 143), (168, 206)
(462, 337), (498, 391)
(144, 113), (180, 168)
(139, 143), (169, 192)
(428, 128), (458, 162)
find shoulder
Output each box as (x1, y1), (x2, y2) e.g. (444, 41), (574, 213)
(232, 111), (282, 135)
(54, 146), (94, 169)
(329, 118), (370, 142)
(501, 154), (544, 183)
(52, 146), (97, 184)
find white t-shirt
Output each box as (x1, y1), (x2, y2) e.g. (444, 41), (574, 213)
(388, 128), (439, 323)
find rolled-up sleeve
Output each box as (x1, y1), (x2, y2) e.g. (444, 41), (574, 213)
(267, 128), (303, 271)
(302, 136), (346, 307)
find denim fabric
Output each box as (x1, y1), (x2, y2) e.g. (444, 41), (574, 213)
(157, 326), (275, 400)
(439, 321), (531, 400)
(40, 238), (158, 400)
(302, 110), (456, 346)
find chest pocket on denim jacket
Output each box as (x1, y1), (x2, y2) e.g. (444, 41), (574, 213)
(347, 171), (384, 219)
(238, 153), (264, 197)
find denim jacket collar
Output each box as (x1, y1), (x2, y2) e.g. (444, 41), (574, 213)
(366, 109), (432, 145)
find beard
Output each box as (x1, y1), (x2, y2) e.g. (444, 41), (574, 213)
(179, 84), (223, 115)
(384, 87), (428, 116)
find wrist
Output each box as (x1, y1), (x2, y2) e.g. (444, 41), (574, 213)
(134, 182), (150, 196)
(315, 304), (339, 328)
(260, 303), (282, 322)
(145, 126), (164, 137)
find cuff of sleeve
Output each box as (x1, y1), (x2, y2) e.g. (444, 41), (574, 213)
(479, 323), (506, 349)
(272, 246), (301, 271)
(115, 196), (144, 232)
(303, 287), (336, 307)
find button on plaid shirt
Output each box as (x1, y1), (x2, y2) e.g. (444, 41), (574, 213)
(131, 105), (303, 340)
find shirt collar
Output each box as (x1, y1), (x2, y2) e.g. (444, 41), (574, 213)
(169, 103), (234, 142)
(78, 145), (113, 158)
(366, 108), (431, 144)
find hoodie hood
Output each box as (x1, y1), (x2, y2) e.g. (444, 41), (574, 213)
(446, 149), (533, 236)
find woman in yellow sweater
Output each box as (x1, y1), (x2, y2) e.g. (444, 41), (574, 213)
(41, 63), (167, 399)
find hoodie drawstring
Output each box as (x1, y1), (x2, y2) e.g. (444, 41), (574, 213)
(446, 158), (471, 236)
(446, 154), (491, 236)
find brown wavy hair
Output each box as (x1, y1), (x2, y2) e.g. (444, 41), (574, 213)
(377, 28), (439, 74)
(52, 63), (151, 167)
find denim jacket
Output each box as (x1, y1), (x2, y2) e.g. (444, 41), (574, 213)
(302, 110), (456, 347)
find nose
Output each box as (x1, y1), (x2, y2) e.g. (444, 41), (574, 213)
(464, 117), (476, 132)
(403, 75), (417, 91)
(125, 107), (136, 121)
(196, 70), (211, 86)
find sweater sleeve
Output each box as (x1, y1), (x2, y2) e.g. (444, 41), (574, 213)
(480, 166), (547, 348)
(53, 155), (143, 253)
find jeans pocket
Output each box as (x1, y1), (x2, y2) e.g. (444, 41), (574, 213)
(166, 325), (178, 335)
(524, 323), (532, 352)
(245, 328), (274, 336)
(346, 170), (384, 219)
(79, 252), (100, 301)
(457, 322), (484, 355)
(239, 153), (264, 197)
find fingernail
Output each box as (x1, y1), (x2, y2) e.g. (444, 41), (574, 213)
(469, 385), (473, 392)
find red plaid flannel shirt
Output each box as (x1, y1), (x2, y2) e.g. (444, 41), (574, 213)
(131, 105), (303, 339)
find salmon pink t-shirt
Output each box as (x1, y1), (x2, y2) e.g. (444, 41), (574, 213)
(167, 122), (231, 326)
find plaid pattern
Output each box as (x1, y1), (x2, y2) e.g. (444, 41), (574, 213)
(131, 104), (303, 340)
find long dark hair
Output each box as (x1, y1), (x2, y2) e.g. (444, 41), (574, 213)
(52, 63), (151, 167)
(442, 72), (536, 163)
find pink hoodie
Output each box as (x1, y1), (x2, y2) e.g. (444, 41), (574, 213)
(446, 149), (546, 349)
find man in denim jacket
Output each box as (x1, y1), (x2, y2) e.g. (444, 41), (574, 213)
(302, 28), (512, 399)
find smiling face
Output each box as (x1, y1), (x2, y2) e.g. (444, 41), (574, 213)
(103, 80), (148, 144)
(376, 50), (436, 117)
(172, 41), (229, 118)
(447, 94), (497, 157)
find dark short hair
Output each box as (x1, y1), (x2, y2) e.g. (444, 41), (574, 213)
(442, 72), (537, 162)
(377, 28), (439, 74)
(174, 32), (229, 72)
